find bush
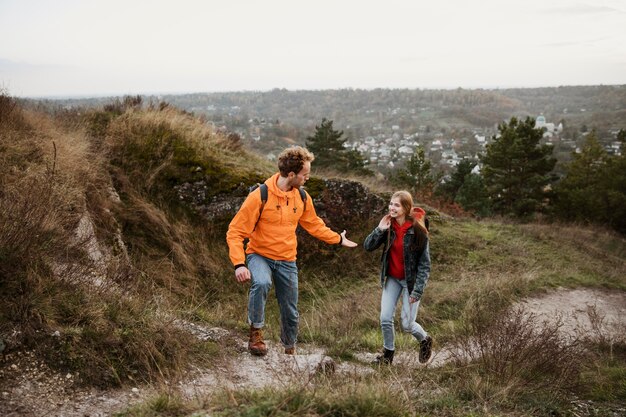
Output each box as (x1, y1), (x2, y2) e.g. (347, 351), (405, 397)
(447, 304), (587, 407)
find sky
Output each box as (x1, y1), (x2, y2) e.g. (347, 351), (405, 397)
(1, 0), (625, 98)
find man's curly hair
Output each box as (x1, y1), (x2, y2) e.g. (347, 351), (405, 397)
(277, 146), (315, 176)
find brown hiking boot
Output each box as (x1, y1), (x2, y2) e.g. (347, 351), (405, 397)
(248, 326), (267, 356)
(284, 347), (296, 355)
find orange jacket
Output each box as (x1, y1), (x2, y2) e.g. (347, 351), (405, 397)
(226, 173), (341, 267)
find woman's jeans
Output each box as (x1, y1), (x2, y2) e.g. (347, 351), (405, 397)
(247, 253), (299, 349)
(380, 276), (427, 351)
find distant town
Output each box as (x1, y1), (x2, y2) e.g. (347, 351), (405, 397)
(195, 102), (623, 177)
(48, 86), (626, 177)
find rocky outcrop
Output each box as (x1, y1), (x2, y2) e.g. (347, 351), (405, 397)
(311, 178), (388, 231)
(174, 177), (388, 230)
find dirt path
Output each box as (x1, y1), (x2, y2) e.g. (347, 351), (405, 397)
(520, 287), (626, 338)
(1, 287), (624, 417)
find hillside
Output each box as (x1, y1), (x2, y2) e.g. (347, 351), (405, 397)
(33, 86), (626, 179)
(1, 93), (625, 417)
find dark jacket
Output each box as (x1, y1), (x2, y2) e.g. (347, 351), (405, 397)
(363, 222), (431, 300)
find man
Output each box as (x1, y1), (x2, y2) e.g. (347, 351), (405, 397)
(226, 146), (358, 356)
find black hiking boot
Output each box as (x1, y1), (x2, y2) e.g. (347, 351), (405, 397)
(419, 336), (433, 363)
(373, 348), (395, 365)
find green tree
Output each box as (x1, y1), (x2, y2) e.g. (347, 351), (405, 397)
(345, 149), (372, 175)
(305, 118), (369, 174)
(481, 117), (556, 217)
(554, 132), (626, 234)
(394, 146), (437, 195)
(437, 159), (476, 201)
(455, 173), (491, 217)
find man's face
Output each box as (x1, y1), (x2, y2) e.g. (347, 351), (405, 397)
(289, 161), (311, 188)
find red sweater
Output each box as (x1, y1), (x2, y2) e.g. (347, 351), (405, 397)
(387, 219), (412, 279)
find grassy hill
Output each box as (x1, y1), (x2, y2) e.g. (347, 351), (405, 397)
(1, 93), (625, 416)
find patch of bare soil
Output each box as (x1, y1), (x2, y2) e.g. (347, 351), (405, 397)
(520, 287), (626, 339)
(1, 288), (624, 417)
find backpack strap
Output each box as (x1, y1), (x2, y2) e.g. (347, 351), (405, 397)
(298, 187), (307, 212)
(253, 183), (268, 232)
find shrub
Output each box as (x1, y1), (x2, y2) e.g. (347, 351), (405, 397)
(446, 304), (587, 408)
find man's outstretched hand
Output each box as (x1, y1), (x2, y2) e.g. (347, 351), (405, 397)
(340, 230), (358, 247)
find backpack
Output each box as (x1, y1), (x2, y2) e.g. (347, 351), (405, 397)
(250, 183), (307, 231)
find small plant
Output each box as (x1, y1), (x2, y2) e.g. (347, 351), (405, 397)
(114, 393), (192, 417)
(575, 305), (626, 402)
(446, 304), (587, 409)
(210, 382), (411, 417)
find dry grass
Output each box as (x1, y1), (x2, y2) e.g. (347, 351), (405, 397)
(0, 94), (206, 387)
(519, 222), (626, 285)
(298, 281), (381, 357)
(106, 107), (273, 188)
(447, 305), (587, 405)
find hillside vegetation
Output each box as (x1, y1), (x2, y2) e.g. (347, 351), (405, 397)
(1, 93), (625, 416)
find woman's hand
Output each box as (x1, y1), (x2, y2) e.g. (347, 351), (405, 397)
(378, 214), (391, 230)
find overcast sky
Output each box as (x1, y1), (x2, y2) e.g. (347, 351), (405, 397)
(1, 0), (625, 98)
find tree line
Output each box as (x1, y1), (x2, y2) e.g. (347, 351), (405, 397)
(307, 116), (626, 234)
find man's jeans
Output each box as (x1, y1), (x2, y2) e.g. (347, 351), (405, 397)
(380, 276), (428, 351)
(247, 253), (299, 349)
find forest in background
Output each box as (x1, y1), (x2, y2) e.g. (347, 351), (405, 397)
(36, 85), (626, 143)
(24, 85), (626, 233)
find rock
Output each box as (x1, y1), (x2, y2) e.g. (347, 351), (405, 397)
(174, 176), (390, 227)
(315, 357), (336, 376)
(173, 320), (230, 342)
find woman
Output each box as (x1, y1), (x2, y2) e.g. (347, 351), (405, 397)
(364, 190), (432, 365)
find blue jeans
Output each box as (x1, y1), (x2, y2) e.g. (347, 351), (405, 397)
(380, 276), (427, 351)
(247, 253), (299, 349)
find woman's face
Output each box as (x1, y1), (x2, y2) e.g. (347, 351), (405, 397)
(388, 197), (406, 219)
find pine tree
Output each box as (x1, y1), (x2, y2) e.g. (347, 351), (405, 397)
(305, 118), (369, 174)
(395, 146), (437, 195)
(305, 118), (346, 169)
(555, 131), (626, 233)
(345, 149), (372, 175)
(437, 159), (476, 201)
(455, 173), (491, 217)
(481, 117), (556, 217)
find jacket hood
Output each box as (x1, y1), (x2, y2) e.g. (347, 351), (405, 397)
(264, 172), (301, 204)
(411, 207), (429, 235)
(265, 173), (288, 196)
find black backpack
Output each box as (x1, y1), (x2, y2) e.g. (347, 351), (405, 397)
(250, 183), (307, 230)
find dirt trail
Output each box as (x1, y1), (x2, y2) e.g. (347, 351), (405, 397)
(1, 287), (624, 417)
(520, 287), (626, 338)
